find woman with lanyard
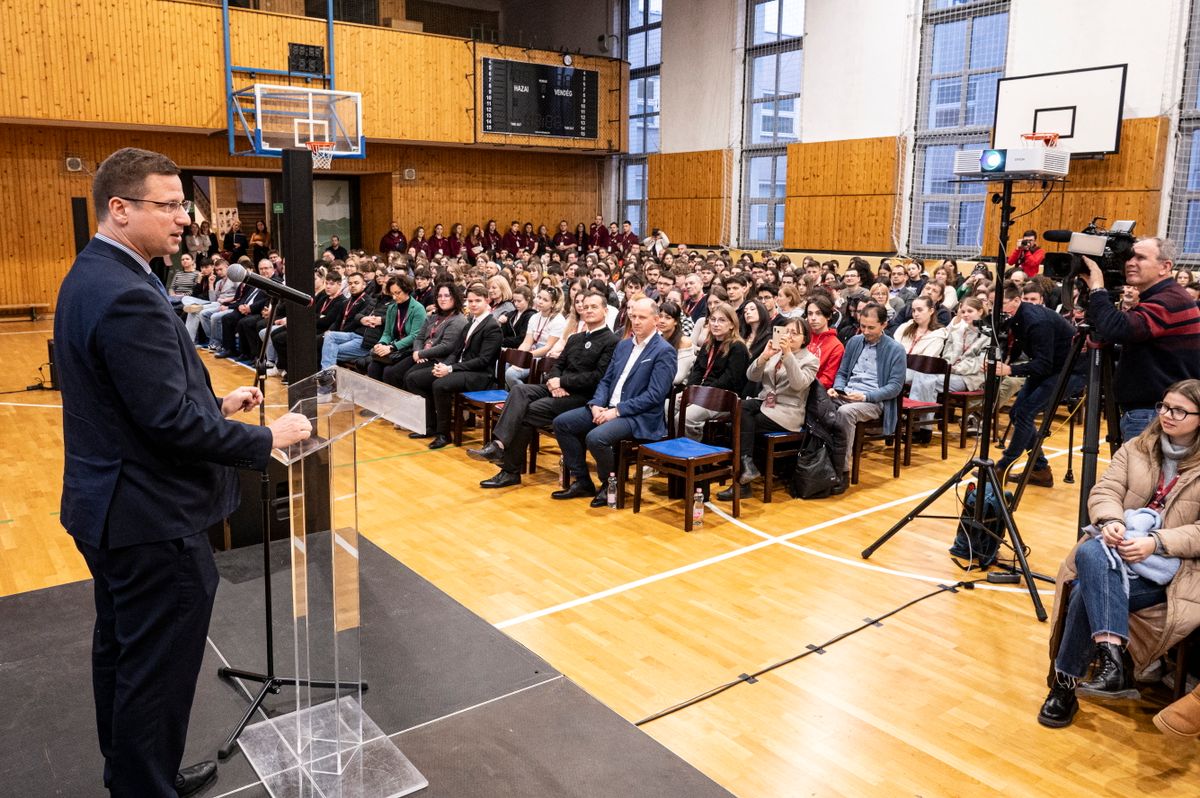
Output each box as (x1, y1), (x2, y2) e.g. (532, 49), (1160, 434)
(1039, 379), (1200, 731)
(366, 274), (427, 385)
(504, 285), (566, 389)
(379, 282), (467, 392)
(679, 303), (749, 441)
(804, 295), (845, 390)
(718, 316), (819, 500)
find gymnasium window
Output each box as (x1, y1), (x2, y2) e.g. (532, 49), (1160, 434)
(1168, 1), (1200, 264)
(909, 0), (1009, 257)
(740, 0), (804, 249)
(620, 0), (662, 238)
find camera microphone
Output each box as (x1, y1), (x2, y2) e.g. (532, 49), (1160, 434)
(1042, 229), (1075, 243)
(226, 263), (313, 305)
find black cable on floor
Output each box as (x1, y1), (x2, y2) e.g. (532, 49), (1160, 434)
(634, 577), (988, 726)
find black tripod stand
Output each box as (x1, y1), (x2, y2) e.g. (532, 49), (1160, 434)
(861, 178), (1050, 622)
(215, 303), (366, 759)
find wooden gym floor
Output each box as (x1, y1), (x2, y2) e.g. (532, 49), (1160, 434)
(2, 319), (1198, 797)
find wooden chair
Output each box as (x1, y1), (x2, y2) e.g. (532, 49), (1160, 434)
(613, 383), (682, 509)
(524, 356), (561, 477)
(900, 354), (951, 465)
(758, 430), (806, 503)
(452, 349), (534, 446)
(633, 386), (741, 532)
(946, 388), (985, 447)
(850, 419), (900, 485)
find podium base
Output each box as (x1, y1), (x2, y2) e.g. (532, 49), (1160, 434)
(239, 697), (428, 797)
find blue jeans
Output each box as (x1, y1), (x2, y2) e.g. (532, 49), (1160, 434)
(1054, 536), (1167, 678)
(998, 376), (1054, 472)
(321, 331), (369, 369)
(1120, 408), (1157, 444)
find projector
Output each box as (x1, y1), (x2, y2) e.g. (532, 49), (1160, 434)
(953, 147), (1070, 178)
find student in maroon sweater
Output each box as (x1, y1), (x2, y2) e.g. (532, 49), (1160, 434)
(482, 219), (502, 254)
(427, 223), (448, 257)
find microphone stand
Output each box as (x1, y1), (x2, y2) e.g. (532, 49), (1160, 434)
(215, 301), (366, 759)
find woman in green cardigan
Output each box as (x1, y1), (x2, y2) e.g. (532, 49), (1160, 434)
(367, 274), (427, 383)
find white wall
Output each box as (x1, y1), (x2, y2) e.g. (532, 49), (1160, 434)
(799, 0), (921, 143)
(658, 0), (743, 153)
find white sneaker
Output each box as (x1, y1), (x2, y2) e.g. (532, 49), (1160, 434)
(966, 414), (981, 436)
(641, 466), (659, 478)
(265, 366), (280, 377)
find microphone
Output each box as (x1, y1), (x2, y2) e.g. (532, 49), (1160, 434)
(226, 263), (312, 305)
(1042, 229), (1075, 243)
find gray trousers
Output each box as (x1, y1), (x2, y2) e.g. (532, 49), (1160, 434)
(835, 400), (882, 472)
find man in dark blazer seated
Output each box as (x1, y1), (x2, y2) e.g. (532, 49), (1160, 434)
(405, 281), (502, 450)
(468, 290), (618, 487)
(552, 296), (676, 507)
(55, 148), (313, 797)
(214, 257), (276, 360)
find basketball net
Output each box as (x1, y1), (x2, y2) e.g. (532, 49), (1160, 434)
(306, 141), (335, 170)
(1020, 132), (1060, 148)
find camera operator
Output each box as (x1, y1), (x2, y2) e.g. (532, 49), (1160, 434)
(1007, 229), (1046, 278)
(993, 280), (1076, 487)
(1084, 236), (1200, 440)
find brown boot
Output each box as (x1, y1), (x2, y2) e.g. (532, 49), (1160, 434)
(1006, 464), (1054, 487)
(1154, 685), (1200, 739)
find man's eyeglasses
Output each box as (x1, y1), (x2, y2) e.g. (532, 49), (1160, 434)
(117, 197), (194, 215)
(1155, 402), (1200, 421)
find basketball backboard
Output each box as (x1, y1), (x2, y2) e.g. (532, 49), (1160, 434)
(992, 64), (1127, 156)
(230, 84), (364, 159)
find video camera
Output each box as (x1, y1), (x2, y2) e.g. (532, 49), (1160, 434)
(1042, 217), (1137, 292)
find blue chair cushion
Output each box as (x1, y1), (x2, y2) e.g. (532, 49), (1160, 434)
(763, 431), (803, 439)
(643, 437), (731, 459)
(462, 389), (508, 404)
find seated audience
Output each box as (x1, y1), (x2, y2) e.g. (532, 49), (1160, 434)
(505, 285), (566, 388)
(318, 272), (380, 369)
(366, 275), (426, 383)
(469, 291), (619, 487)
(681, 303), (750, 440)
(405, 282), (502, 449)
(804, 295), (845, 390)
(551, 297), (677, 507)
(656, 300), (695, 386)
(719, 316), (819, 500)
(829, 303), (906, 479)
(1039, 380), (1200, 729)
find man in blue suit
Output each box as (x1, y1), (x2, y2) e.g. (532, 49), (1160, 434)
(55, 148), (313, 797)
(552, 296), (677, 507)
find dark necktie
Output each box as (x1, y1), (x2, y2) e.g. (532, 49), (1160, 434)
(147, 272), (169, 300)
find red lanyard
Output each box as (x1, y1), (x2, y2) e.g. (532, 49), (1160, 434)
(342, 293), (364, 323)
(702, 346), (718, 381)
(1148, 472), (1179, 511)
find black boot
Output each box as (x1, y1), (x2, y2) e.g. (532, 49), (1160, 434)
(1037, 674), (1078, 728)
(738, 455), (761, 485)
(1077, 642), (1139, 700)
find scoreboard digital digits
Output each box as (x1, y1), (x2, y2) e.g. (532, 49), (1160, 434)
(482, 58), (598, 139)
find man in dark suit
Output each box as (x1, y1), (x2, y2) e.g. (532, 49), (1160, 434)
(405, 281), (502, 450)
(468, 290), (618, 487)
(214, 257), (276, 359)
(55, 148), (314, 798)
(552, 296), (677, 507)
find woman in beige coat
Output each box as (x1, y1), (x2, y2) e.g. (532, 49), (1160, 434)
(1039, 379), (1200, 728)
(719, 316), (818, 500)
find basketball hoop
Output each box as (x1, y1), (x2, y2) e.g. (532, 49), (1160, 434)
(1021, 132), (1060, 148)
(306, 141), (335, 170)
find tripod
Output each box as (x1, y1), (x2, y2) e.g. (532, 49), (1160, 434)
(215, 302), (366, 759)
(861, 178), (1050, 622)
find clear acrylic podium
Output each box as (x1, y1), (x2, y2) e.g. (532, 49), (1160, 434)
(238, 367), (428, 798)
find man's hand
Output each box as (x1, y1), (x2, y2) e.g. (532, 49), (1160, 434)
(361, 315), (382, 328)
(594, 407), (619, 424)
(1083, 256), (1105, 291)
(994, 362), (1012, 377)
(221, 386), (263, 417)
(1117, 536), (1156, 564)
(432, 363), (451, 378)
(372, 343), (392, 357)
(827, 387), (839, 398)
(269, 412), (313, 448)
(238, 304), (251, 314)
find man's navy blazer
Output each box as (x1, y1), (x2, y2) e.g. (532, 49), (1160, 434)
(55, 238), (274, 549)
(588, 332), (677, 440)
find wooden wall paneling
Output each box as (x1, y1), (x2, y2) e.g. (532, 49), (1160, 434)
(647, 150), (729, 246)
(0, 123), (604, 307)
(784, 136), (898, 252)
(981, 117), (1167, 249)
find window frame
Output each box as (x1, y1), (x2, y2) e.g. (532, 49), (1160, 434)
(1168, 1), (1200, 264)
(620, 0), (662, 240)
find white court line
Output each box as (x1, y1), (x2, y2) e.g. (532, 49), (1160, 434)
(496, 447), (1080, 628)
(0, 401), (61, 408)
(0, 329), (51, 335)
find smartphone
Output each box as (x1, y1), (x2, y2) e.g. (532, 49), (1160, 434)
(772, 326), (788, 347)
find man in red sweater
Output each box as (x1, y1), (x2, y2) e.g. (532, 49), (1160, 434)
(1008, 229), (1045, 277)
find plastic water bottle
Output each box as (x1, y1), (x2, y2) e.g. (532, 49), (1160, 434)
(558, 456), (566, 485)
(607, 475), (618, 508)
(692, 489), (705, 529)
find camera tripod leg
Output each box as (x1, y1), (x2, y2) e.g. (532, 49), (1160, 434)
(979, 464), (1048, 621)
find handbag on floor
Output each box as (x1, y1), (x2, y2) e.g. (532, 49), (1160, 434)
(789, 435), (841, 499)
